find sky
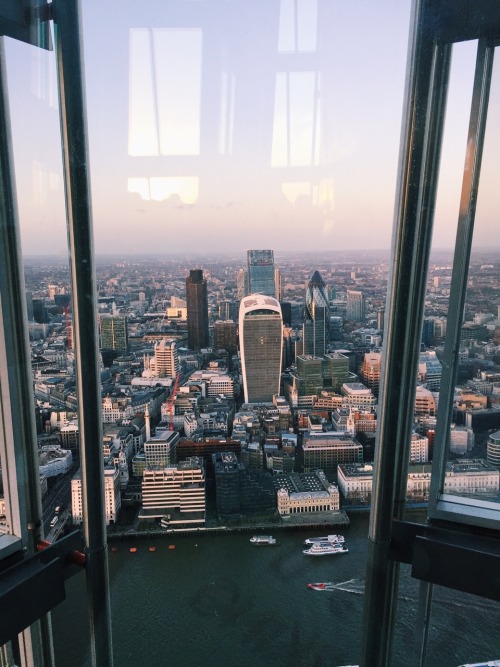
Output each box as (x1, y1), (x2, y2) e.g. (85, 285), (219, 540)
(4, 0), (499, 256)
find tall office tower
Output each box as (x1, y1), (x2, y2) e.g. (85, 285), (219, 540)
(303, 270), (329, 356)
(214, 320), (238, 353)
(274, 267), (282, 301)
(150, 339), (179, 378)
(247, 249), (275, 296)
(186, 269), (209, 350)
(100, 315), (129, 352)
(377, 307), (385, 331)
(25, 290), (34, 321)
(236, 269), (247, 299)
(346, 289), (366, 322)
(218, 299), (238, 321)
(239, 294), (283, 403)
(280, 302), (292, 327)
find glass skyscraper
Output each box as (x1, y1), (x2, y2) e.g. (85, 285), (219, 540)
(247, 249), (275, 297)
(303, 270), (329, 356)
(239, 294), (283, 403)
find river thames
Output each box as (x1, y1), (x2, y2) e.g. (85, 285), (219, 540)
(52, 513), (500, 666)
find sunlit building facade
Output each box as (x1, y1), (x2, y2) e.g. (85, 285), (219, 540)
(239, 294), (283, 403)
(346, 290), (365, 322)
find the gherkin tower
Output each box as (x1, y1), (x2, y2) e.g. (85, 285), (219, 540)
(303, 270), (330, 356)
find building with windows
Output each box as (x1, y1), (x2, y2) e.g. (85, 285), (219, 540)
(346, 290), (365, 322)
(418, 350), (442, 390)
(303, 270), (329, 356)
(360, 352), (382, 396)
(449, 424), (474, 455)
(218, 300), (238, 322)
(140, 458), (206, 525)
(100, 315), (128, 353)
(3, 3), (500, 666)
(144, 431), (179, 468)
(247, 249), (275, 297)
(186, 269), (209, 350)
(236, 268), (247, 299)
(71, 459), (121, 525)
(338, 460), (500, 504)
(213, 319), (238, 353)
(341, 383), (376, 409)
(414, 385), (437, 416)
(144, 339), (179, 378)
(239, 294), (283, 403)
(409, 432), (429, 464)
(487, 431), (500, 468)
(302, 432), (363, 474)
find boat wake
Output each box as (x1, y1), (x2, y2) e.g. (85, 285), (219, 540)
(329, 578), (366, 595)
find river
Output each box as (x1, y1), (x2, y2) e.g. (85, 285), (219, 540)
(51, 513), (500, 666)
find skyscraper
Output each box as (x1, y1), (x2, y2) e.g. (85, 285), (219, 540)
(186, 269), (209, 350)
(303, 270), (329, 356)
(236, 268), (247, 299)
(147, 340), (179, 378)
(239, 294), (283, 403)
(100, 315), (128, 352)
(346, 289), (366, 322)
(247, 249), (275, 297)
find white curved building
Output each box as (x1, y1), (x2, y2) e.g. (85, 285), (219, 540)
(239, 294), (283, 403)
(38, 446), (73, 478)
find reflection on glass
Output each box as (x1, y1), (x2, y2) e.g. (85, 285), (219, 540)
(278, 0), (318, 53)
(128, 176), (199, 204)
(432, 43), (500, 507)
(218, 71), (235, 155)
(271, 71), (320, 167)
(128, 28), (202, 156)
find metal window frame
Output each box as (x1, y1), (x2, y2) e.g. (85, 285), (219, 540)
(428, 35), (499, 529)
(0, 1), (113, 665)
(361, 1), (500, 665)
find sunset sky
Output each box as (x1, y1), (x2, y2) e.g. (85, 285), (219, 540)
(4, 0), (499, 256)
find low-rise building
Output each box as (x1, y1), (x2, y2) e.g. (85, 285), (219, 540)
(303, 432), (363, 474)
(338, 459), (500, 503)
(276, 469), (340, 517)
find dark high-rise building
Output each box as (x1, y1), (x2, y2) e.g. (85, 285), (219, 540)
(186, 269), (209, 350)
(213, 320), (238, 353)
(247, 249), (275, 297)
(280, 302), (292, 327)
(100, 315), (128, 352)
(218, 299), (238, 322)
(303, 270), (329, 356)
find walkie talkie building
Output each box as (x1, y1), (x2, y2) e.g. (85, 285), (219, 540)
(239, 294), (282, 404)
